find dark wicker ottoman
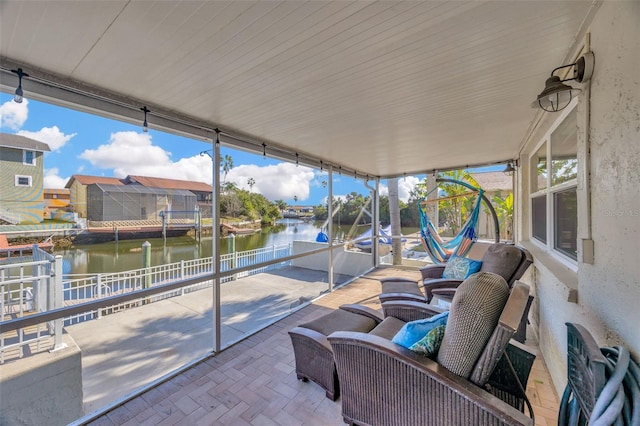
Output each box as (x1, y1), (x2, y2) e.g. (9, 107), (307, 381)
(288, 306), (381, 400)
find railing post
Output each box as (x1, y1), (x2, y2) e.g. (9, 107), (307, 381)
(228, 234), (237, 280)
(142, 241), (151, 303)
(180, 260), (185, 295)
(51, 255), (67, 351)
(96, 274), (102, 319)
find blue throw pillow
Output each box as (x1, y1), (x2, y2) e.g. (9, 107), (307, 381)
(442, 255), (482, 280)
(409, 324), (446, 357)
(391, 311), (449, 348)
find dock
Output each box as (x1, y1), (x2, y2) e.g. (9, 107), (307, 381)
(0, 234), (53, 257)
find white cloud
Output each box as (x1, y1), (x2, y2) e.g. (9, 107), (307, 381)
(379, 176), (421, 203)
(77, 132), (317, 200)
(17, 126), (76, 151)
(227, 163), (315, 201)
(0, 99), (28, 130)
(321, 194), (349, 205)
(44, 168), (70, 189)
(79, 131), (214, 183)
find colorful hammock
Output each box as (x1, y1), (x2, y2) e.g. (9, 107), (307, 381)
(418, 186), (484, 264)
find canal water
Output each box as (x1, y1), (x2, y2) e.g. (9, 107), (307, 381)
(56, 220), (418, 276)
(54, 219), (349, 274)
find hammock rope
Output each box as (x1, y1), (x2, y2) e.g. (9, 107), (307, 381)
(418, 185), (484, 264)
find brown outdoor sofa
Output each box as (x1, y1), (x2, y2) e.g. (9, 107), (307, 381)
(379, 243), (534, 343)
(327, 273), (536, 426)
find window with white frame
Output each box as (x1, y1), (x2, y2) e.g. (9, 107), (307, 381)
(23, 150), (36, 166)
(530, 105), (578, 261)
(15, 175), (32, 187)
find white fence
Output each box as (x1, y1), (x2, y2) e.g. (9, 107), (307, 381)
(0, 244), (293, 361)
(0, 249), (65, 363)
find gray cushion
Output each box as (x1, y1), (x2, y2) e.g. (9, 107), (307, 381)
(479, 244), (523, 283)
(300, 309), (378, 336)
(380, 280), (424, 297)
(368, 317), (406, 340)
(436, 272), (509, 378)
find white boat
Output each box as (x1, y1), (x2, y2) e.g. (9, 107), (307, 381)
(353, 225), (405, 251)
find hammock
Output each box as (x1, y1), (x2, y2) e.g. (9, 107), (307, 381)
(419, 186), (484, 264)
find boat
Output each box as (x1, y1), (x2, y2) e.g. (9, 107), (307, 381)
(352, 225), (406, 251)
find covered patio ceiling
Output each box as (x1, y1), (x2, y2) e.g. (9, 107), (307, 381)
(0, 1), (597, 178)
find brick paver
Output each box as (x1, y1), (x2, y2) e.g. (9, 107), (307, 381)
(86, 267), (558, 425)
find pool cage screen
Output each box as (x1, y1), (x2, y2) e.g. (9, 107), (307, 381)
(87, 183), (196, 221)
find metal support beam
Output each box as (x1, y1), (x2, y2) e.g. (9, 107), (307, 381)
(212, 132), (221, 353)
(327, 166), (334, 292)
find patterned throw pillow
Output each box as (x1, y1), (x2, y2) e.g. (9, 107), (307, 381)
(442, 255), (482, 280)
(409, 324), (446, 357)
(391, 311), (449, 348)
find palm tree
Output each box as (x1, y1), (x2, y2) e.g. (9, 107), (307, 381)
(247, 177), (255, 192)
(223, 181), (238, 192)
(493, 192), (514, 240)
(221, 155), (234, 182)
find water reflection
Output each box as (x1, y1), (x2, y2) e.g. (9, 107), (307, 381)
(57, 220), (322, 275)
(56, 220), (418, 275)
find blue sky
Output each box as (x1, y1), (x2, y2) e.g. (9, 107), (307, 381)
(0, 93), (429, 205)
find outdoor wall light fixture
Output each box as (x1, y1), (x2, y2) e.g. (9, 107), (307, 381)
(140, 106), (150, 132)
(11, 68), (28, 103)
(503, 162), (516, 173)
(531, 51), (594, 112)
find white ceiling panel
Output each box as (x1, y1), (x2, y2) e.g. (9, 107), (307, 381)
(0, 1), (596, 177)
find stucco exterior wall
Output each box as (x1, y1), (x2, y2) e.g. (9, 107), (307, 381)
(517, 1), (640, 395)
(580, 1), (640, 351)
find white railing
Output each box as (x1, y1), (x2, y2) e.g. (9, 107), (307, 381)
(1, 243), (292, 360)
(0, 249), (65, 363)
(62, 243), (293, 324)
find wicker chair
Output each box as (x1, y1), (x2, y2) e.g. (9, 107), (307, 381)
(328, 275), (535, 426)
(379, 243), (533, 343)
(288, 305), (384, 400)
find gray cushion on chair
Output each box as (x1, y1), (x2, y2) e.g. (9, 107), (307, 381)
(300, 309), (378, 336)
(479, 244), (523, 283)
(436, 272), (509, 378)
(380, 280), (424, 297)
(368, 316), (406, 340)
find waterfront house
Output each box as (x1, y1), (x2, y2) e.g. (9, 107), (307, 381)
(66, 174), (208, 223)
(0, 133), (50, 224)
(43, 187), (71, 219)
(0, 2), (638, 424)
(86, 183), (197, 223)
(65, 174), (124, 219)
(124, 175), (212, 217)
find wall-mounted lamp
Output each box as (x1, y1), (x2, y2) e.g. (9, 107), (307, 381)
(141, 106), (150, 132)
(503, 162), (516, 173)
(531, 52), (594, 112)
(11, 68), (28, 103)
